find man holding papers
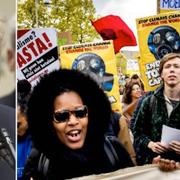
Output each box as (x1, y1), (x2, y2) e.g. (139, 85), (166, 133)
(133, 53), (180, 165)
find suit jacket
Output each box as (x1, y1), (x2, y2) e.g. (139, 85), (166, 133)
(0, 104), (15, 180)
(0, 90), (15, 108)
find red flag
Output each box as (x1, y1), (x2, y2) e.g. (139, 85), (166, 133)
(91, 15), (137, 54)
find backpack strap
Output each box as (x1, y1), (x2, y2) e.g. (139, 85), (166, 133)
(38, 153), (49, 179)
(104, 136), (119, 168)
(106, 112), (121, 137)
(149, 94), (156, 113)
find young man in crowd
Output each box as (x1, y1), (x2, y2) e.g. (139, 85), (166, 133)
(132, 53), (180, 165)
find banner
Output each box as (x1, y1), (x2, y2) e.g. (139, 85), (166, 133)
(136, 11), (180, 91)
(75, 164), (180, 180)
(159, 0), (180, 14)
(17, 28), (60, 87)
(60, 40), (122, 113)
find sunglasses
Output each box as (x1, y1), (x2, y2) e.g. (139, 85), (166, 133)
(53, 105), (88, 123)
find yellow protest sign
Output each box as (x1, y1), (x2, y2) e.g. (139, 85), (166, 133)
(136, 11), (180, 91)
(60, 40), (122, 113)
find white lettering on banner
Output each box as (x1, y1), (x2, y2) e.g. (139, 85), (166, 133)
(108, 96), (117, 104)
(145, 60), (161, 87)
(146, 61), (160, 70)
(26, 71), (34, 79)
(161, 0), (180, 9)
(40, 57), (55, 68)
(148, 77), (162, 86)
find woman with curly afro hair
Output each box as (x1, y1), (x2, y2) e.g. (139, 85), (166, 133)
(22, 69), (133, 180)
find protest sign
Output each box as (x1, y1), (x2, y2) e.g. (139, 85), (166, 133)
(159, 0), (180, 14)
(17, 28), (60, 87)
(136, 11), (180, 91)
(60, 40), (122, 113)
(161, 125), (180, 145)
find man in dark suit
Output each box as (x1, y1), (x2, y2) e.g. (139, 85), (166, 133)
(0, 15), (15, 108)
(0, 104), (15, 180)
(0, 91), (15, 108)
(0, 15), (15, 180)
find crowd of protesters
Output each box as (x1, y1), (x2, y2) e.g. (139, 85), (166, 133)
(132, 53), (180, 166)
(17, 79), (32, 180)
(120, 53), (180, 170)
(22, 69), (134, 179)
(16, 52), (180, 180)
(0, 2), (179, 180)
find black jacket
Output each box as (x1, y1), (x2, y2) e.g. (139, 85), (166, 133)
(0, 104), (15, 180)
(23, 70), (134, 180)
(23, 135), (133, 180)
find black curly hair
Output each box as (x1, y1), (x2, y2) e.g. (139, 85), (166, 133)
(27, 69), (112, 158)
(17, 79), (32, 113)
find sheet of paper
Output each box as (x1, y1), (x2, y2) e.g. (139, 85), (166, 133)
(161, 125), (180, 145)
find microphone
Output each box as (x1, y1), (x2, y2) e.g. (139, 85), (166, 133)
(0, 128), (15, 170)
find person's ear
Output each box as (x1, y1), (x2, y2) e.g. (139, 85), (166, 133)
(160, 73), (164, 80)
(7, 48), (15, 72)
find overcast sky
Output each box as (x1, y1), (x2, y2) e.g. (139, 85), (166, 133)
(93, 0), (157, 50)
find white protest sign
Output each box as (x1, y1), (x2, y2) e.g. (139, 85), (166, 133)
(161, 125), (180, 145)
(17, 28), (60, 87)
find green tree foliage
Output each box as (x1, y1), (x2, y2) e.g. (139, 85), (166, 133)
(18, 0), (100, 43)
(18, 0), (50, 28)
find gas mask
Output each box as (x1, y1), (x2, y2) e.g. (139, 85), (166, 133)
(148, 25), (180, 60)
(72, 53), (114, 91)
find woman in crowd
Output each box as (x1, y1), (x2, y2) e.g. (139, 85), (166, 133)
(17, 79), (32, 180)
(130, 74), (145, 92)
(22, 69), (134, 180)
(122, 81), (143, 126)
(118, 80), (143, 164)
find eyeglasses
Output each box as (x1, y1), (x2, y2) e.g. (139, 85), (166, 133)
(53, 105), (88, 123)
